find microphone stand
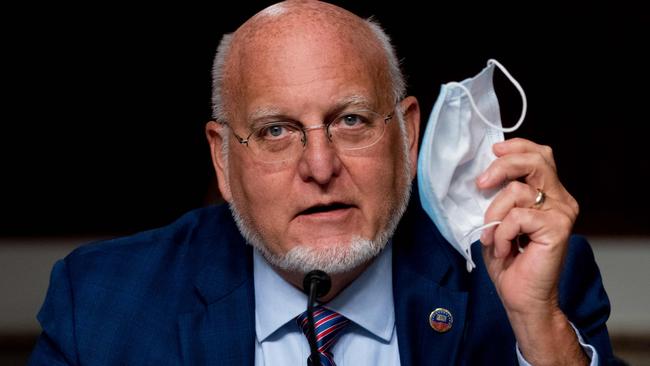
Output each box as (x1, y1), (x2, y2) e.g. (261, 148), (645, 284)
(303, 270), (331, 366)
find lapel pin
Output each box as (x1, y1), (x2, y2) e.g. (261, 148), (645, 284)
(429, 308), (453, 333)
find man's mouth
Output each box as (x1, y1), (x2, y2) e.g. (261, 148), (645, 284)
(297, 202), (354, 217)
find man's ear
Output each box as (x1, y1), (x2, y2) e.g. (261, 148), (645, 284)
(399, 96), (420, 180)
(205, 121), (232, 202)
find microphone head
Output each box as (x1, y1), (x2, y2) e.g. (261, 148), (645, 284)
(302, 270), (331, 299)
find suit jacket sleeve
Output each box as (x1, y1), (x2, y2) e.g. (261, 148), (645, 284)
(559, 235), (615, 365)
(28, 259), (78, 365)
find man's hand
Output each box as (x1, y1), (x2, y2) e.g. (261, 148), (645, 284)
(476, 138), (588, 365)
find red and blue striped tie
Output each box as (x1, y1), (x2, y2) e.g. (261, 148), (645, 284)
(297, 306), (350, 366)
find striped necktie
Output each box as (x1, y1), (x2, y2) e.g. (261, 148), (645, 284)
(296, 306), (350, 366)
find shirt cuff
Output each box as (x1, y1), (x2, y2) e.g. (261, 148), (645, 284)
(515, 322), (598, 366)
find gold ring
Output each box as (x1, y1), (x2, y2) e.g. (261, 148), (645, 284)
(532, 189), (545, 209)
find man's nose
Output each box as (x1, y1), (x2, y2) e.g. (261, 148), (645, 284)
(297, 125), (342, 185)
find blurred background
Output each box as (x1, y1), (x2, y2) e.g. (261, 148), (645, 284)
(2, 1), (648, 364)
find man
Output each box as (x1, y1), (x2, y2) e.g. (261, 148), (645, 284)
(29, 1), (615, 365)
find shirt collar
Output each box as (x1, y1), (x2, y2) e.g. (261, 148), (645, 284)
(253, 242), (395, 343)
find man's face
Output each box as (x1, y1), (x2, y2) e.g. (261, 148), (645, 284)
(210, 30), (419, 273)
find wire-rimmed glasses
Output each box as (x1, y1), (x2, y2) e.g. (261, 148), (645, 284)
(223, 108), (394, 163)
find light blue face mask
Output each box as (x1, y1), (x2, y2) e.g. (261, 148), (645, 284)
(417, 59), (527, 272)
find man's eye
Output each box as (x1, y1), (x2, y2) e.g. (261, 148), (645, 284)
(267, 125), (285, 137)
(337, 114), (368, 128)
(257, 124), (296, 140)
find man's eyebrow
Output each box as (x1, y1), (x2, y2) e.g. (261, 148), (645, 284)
(334, 95), (374, 110)
(247, 106), (285, 123)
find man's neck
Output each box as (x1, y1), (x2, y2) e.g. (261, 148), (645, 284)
(273, 261), (373, 303)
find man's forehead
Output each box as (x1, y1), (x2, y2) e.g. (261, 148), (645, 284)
(234, 21), (377, 65)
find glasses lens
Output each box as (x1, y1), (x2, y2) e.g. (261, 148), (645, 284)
(249, 122), (303, 162)
(329, 110), (387, 150)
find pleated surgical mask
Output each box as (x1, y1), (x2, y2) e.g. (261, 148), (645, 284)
(417, 59), (527, 272)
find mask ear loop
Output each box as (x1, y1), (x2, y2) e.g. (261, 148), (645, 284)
(446, 59), (527, 133)
(461, 221), (500, 271)
(452, 59), (528, 271)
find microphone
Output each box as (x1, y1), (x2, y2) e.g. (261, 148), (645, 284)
(302, 270), (331, 366)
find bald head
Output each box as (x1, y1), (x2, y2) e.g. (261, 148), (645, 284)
(211, 0), (405, 123)
(237, 0), (373, 45)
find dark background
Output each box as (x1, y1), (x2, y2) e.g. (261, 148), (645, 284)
(3, 1), (648, 237)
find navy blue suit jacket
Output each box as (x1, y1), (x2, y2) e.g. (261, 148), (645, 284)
(29, 197), (615, 365)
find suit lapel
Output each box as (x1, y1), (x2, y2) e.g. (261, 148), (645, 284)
(393, 201), (470, 366)
(178, 213), (256, 366)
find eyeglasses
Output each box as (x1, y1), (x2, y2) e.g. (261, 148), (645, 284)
(223, 108), (394, 163)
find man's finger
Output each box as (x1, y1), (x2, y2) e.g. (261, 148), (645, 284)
(476, 152), (558, 193)
(481, 181), (557, 245)
(493, 138), (557, 170)
(492, 208), (571, 258)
